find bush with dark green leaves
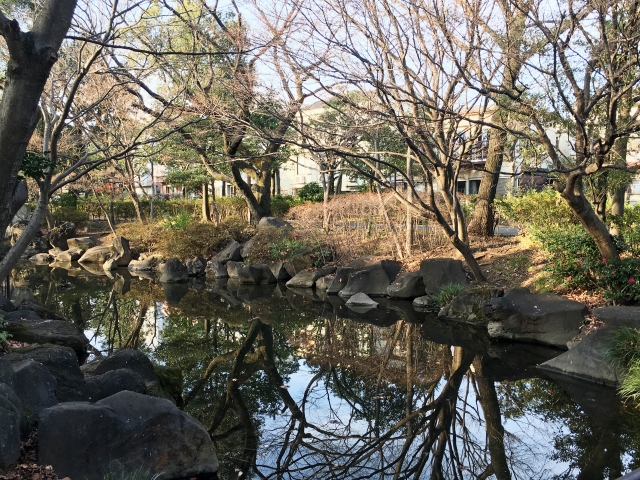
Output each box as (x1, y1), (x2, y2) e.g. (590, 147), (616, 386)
(297, 182), (324, 202)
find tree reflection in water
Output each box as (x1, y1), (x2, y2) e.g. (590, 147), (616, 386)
(10, 263), (640, 479)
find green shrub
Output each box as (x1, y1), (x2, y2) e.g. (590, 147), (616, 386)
(435, 283), (465, 307)
(606, 328), (640, 402)
(0, 317), (11, 344)
(298, 182), (324, 202)
(52, 192), (78, 208)
(534, 224), (640, 304)
(611, 204), (640, 257)
(495, 187), (577, 231)
(52, 206), (89, 227)
(160, 211), (192, 230)
(271, 195), (293, 217)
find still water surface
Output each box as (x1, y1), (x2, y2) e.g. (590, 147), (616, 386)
(10, 262), (640, 479)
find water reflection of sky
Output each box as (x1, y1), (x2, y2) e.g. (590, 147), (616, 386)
(10, 263), (640, 479)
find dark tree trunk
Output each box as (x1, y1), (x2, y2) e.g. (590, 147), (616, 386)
(0, 1), (78, 237)
(201, 183), (210, 222)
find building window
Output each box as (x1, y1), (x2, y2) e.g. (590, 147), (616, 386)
(469, 179), (481, 195)
(457, 181), (467, 194)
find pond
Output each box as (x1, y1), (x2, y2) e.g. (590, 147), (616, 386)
(9, 262), (640, 479)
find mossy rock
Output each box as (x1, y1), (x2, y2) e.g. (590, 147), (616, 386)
(151, 364), (184, 407)
(441, 285), (504, 324)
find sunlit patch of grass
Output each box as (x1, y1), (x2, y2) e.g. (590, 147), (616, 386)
(435, 283), (465, 307)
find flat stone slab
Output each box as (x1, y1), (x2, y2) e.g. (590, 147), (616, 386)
(484, 288), (587, 349)
(593, 306), (640, 328)
(538, 326), (621, 386)
(286, 266), (336, 289)
(78, 246), (112, 264)
(2, 316), (89, 359)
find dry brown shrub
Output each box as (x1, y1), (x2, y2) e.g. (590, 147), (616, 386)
(286, 192), (448, 262)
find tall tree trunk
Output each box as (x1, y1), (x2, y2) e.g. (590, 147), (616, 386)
(211, 181), (220, 225)
(126, 186), (145, 223)
(405, 148), (414, 257)
(201, 183), (210, 223)
(468, 128), (507, 236)
(0, 0), (78, 238)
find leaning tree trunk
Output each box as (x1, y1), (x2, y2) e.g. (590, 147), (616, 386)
(0, 0), (78, 238)
(230, 160), (272, 224)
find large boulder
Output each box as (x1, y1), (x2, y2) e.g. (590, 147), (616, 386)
(214, 239), (243, 264)
(339, 266), (393, 298)
(205, 260), (228, 278)
(1, 313), (89, 359)
(46, 222), (76, 250)
(78, 246), (112, 264)
(267, 261), (292, 282)
(18, 299), (66, 321)
(11, 359), (58, 420)
(185, 256), (207, 276)
(128, 255), (162, 272)
(257, 216), (293, 232)
(387, 272), (426, 299)
(159, 258), (189, 283)
(4, 345), (96, 402)
(420, 258), (468, 294)
(66, 237), (96, 250)
(315, 275), (334, 290)
(240, 238), (254, 259)
(110, 236), (132, 267)
(0, 384), (21, 473)
(237, 264), (277, 285)
(348, 257), (402, 282)
(52, 247), (83, 262)
(484, 288), (588, 349)
(0, 359), (15, 389)
(284, 256), (312, 277)
(226, 261), (245, 279)
(38, 391), (219, 480)
(538, 326), (621, 386)
(286, 266), (336, 289)
(593, 306), (640, 328)
(85, 368), (146, 401)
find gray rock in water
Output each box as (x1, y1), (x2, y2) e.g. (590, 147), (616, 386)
(593, 306), (640, 328)
(226, 261), (245, 279)
(237, 263), (277, 285)
(66, 237), (96, 250)
(420, 258), (468, 294)
(214, 239), (243, 264)
(286, 266), (336, 289)
(267, 261), (292, 282)
(538, 326), (621, 386)
(185, 256), (207, 276)
(38, 391), (219, 480)
(4, 345), (96, 402)
(485, 288), (587, 349)
(85, 349), (157, 384)
(347, 257), (402, 282)
(1, 312), (89, 359)
(345, 292), (378, 308)
(257, 216), (293, 232)
(11, 359), (58, 420)
(284, 256), (312, 277)
(0, 385), (21, 473)
(53, 247), (83, 263)
(85, 368), (146, 401)
(159, 258), (189, 283)
(111, 236), (132, 267)
(103, 258), (117, 271)
(205, 260), (228, 278)
(339, 266), (391, 298)
(315, 275), (334, 290)
(387, 272), (425, 299)
(128, 255), (162, 272)
(78, 246), (112, 264)
(29, 253), (54, 264)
